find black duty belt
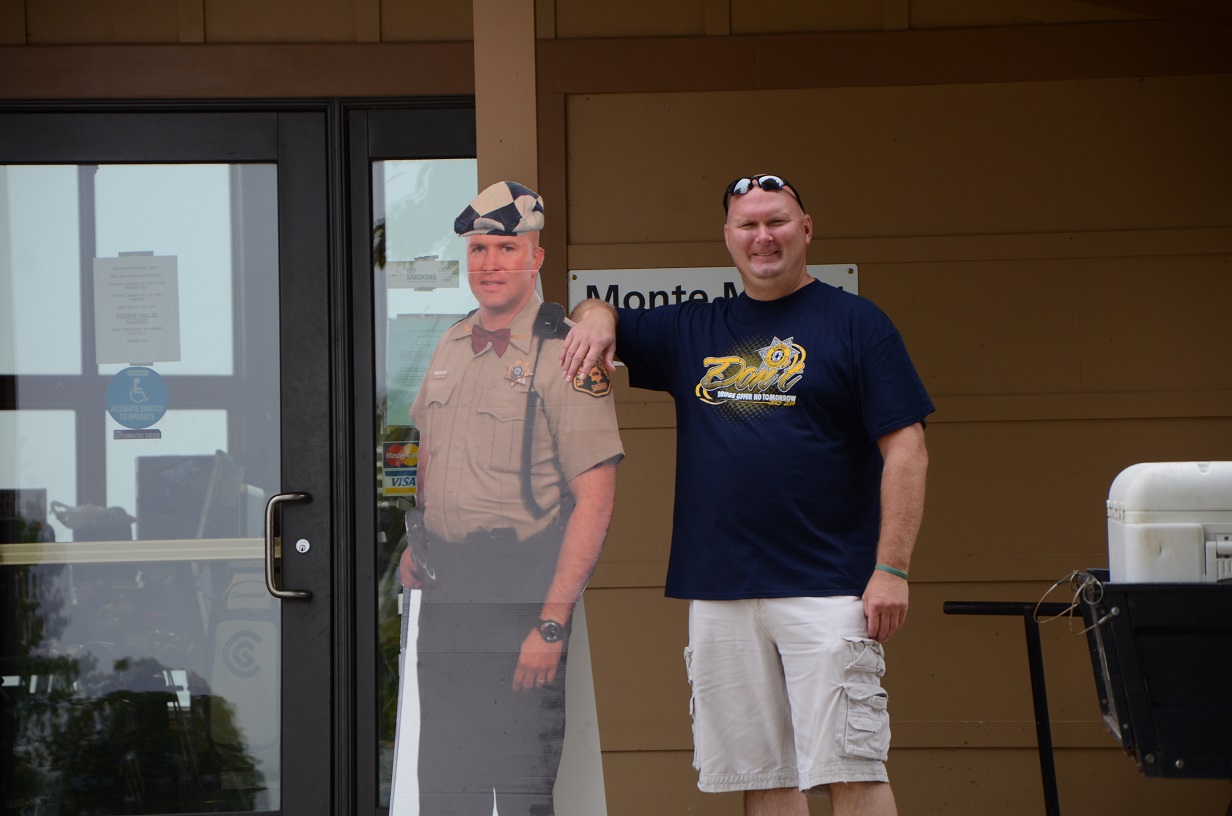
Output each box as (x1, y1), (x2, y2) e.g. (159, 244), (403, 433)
(462, 527), (517, 546)
(418, 516), (567, 604)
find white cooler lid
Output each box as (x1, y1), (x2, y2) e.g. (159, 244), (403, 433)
(1108, 461), (1232, 522)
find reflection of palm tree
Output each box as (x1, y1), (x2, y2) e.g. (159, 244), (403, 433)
(3, 555), (71, 807)
(373, 219), (387, 270)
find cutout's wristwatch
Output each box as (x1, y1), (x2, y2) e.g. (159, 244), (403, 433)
(537, 619), (563, 643)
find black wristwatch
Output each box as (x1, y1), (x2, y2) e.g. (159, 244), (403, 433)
(537, 619), (564, 643)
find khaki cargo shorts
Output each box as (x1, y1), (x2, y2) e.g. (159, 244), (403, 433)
(685, 596), (891, 793)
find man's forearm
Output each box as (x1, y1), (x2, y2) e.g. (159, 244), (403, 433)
(875, 423), (928, 572)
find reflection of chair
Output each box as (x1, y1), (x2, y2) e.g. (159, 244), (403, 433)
(189, 452), (280, 786)
(205, 567), (280, 796)
(199, 451), (266, 539)
(135, 449), (267, 543)
(137, 451), (246, 541)
(134, 451), (275, 743)
(207, 570), (278, 740)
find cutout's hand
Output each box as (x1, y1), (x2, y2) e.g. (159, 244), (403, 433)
(398, 546), (422, 589)
(513, 628), (564, 692)
(400, 506), (431, 589)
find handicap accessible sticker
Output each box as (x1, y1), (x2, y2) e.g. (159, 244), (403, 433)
(106, 367), (169, 430)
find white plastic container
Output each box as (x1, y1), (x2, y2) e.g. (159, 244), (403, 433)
(1106, 461), (1232, 583)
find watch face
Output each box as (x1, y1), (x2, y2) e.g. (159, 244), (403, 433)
(538, 620), (562, 642)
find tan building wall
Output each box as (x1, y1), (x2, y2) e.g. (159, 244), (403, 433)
(3, 1), (1230, 814)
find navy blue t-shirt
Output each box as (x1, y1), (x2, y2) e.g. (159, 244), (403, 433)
(616, 280), (934, 600)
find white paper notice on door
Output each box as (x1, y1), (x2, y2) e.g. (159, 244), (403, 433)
(93, 254), (183, 364)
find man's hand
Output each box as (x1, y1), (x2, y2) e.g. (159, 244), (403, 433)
(560, 301), (618, 381)
(513, 627), (565, 692)
(863, 569), (908, 643)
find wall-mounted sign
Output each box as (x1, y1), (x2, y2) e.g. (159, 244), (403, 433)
(106, 366), (168, 432)
(386, 258), (461, 290)
(567, 264), (857, 313)
(386, 314), (465, 427)
(93, 254), (182, 364)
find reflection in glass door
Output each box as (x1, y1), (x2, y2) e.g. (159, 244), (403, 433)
(1, 162), (284, 812)
(370, 158), (478, 807)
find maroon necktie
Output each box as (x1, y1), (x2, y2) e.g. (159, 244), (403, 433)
(471, 325), (511, 357)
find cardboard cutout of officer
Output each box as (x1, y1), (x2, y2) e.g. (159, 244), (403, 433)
(393, 182), (623, 816)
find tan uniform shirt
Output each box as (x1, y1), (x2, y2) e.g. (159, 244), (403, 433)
(410, 297), (623, 544)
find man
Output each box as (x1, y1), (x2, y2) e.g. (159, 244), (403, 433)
(397, 181), (623, 816)
(560, 174), (932, 816)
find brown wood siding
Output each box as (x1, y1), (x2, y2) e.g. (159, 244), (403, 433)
(544, 21), (1232, 816)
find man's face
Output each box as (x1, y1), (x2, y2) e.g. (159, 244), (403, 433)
(723, 187), (813, 299)
(466, 232), (544, 319)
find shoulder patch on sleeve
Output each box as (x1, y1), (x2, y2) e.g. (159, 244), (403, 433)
(572, 365), (612, 398)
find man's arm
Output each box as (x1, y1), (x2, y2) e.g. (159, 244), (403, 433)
(863, 422), (928, 643)
(560, 299), (619, 381)
(512, 459), (618, 691)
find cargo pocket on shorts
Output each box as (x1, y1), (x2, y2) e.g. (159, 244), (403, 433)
(842, 635), (886, 677)
(838, 682), (890, 761)
(683, 645), (700, 770)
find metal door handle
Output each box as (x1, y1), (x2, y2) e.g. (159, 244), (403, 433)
(265, 491), (313, 600)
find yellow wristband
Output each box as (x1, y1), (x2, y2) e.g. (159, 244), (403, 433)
(875, 563), (909, 580)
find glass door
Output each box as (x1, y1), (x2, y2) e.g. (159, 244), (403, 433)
(0, 110), (332, 815)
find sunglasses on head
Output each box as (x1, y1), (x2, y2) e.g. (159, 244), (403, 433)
(722, 174), (805, 213)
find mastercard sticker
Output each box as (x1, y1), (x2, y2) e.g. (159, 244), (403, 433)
(383, 442), (419, 469)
